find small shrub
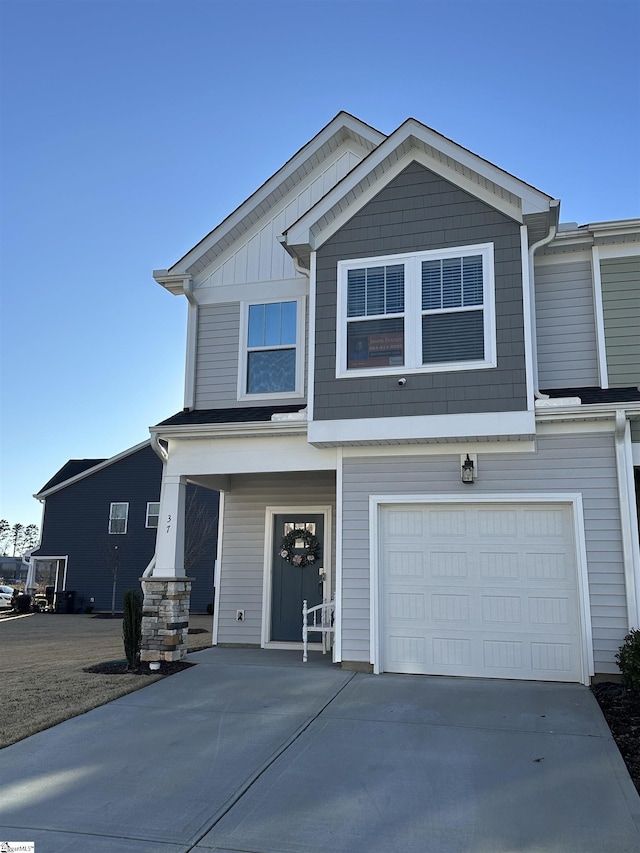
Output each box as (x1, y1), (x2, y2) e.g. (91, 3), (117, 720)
(122, 589), (143, 670)
(616, 628), (640, 691)
(206, 602), (214, 615)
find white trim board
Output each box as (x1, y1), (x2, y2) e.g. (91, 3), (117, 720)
(368, 492), (594, 685)
(308, 410), (535, 446)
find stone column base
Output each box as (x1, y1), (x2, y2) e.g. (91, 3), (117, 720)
(140, 577), (193, 663)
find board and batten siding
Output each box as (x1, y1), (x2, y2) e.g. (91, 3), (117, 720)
(601, 256), (640, 387)
(313, 161), (527, 422)
(341, 432), (625, 674)
(535, 259), (599, 389)
(197, 150), (365, 288)
(217, 472), (336, 644)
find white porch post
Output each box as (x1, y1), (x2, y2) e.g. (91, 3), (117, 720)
(154, 474), (187, 577)
(141, 474), (193, 664)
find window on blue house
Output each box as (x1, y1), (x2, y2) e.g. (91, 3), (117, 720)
(146, 502), (160, 528)
(108, 502), (129, 534)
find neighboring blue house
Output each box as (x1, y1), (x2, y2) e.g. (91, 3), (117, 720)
(31, 441), (219, 613)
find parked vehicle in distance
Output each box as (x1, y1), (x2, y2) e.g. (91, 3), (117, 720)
(0, 585), (15, 608)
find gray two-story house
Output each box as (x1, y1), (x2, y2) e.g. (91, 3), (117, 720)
(144, 112), (640, 683)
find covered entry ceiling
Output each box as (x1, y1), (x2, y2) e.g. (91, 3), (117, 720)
(380, 502), (584, 682)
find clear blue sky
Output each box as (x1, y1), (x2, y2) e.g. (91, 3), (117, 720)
(1, 0), (639, 528)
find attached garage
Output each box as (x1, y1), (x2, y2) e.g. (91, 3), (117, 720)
(376, 499), (590, 683)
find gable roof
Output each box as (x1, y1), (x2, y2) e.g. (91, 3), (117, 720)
(34, 441), (153, 500)
(154, 112), (385, 292)
(37, 459), (106, 493)
(281, 117), (557, 267)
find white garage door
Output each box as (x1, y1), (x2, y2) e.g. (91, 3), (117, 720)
(380, 502), (584, 682)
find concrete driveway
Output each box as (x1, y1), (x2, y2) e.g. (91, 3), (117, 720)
(1, 647), (639, 852)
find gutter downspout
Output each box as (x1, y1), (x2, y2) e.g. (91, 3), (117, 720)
(182, 276), (198, 411)
(529, 200), (560, 400)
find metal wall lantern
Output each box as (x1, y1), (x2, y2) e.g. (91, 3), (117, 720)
(461, 453), (476, 484)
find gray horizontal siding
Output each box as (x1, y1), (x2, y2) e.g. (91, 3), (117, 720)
(535, 260), (599, 388)
(601, 256), (640, 387)
(314, 161), (527, 421)
(341, 432), (624, 673)
(195, 302), (308, 410)
(195, 303), (240, 408)
(217, 472), (336, 644)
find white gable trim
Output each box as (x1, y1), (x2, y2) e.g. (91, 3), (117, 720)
(284, 120), (553, 253)
(165, 114), (385, 277)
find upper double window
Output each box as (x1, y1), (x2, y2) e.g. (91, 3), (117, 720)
(239, 298), (304, 398)
(338, 244), (495, 377)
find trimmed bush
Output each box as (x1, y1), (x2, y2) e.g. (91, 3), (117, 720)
(122, 589), (143, 670)
(616, 628), (640, 691)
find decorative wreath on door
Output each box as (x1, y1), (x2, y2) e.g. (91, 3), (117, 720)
(279, 528), (320, 567)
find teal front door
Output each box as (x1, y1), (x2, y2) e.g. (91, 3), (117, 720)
(271, 514), (324, 642)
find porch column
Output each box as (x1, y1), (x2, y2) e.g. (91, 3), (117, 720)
(141, 474), (192, 663)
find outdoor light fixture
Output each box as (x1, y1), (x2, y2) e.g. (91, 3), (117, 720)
(461, 453), (476, 484)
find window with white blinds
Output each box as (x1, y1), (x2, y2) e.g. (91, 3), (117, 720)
(337, 244), (495, 377)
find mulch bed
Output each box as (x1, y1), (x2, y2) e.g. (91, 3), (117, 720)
(591, 683), (640, 794)
(84, 660), (194, 676)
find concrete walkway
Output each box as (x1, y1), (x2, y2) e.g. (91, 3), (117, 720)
(1, 647), (639, 852)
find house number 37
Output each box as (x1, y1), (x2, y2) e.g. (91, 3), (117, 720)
(166, 514), (172, 533)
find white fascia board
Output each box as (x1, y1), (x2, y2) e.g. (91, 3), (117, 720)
(398, 120), (553, 214)
(34, 440), (152, 499)
(166, 114), (386, 276)
(534, 250), (592, 267)
(307, 410), (535, 447)
(590, 218), (640, 236)
(537, 402), (640, 419)
(597, 243), (640, 259)
(164, 433), (337, 477)
(195, 277), (308, 306)
(285, 121), (552, 251)
(154, 421), (308, 442)
(342, 440), (536, 458)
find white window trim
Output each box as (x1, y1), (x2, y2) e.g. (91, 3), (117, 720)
(108, 502), (129, 535)
(237, 296), (306, 401)
(146, 502), (160, 528)
(336, 243), (496, 379)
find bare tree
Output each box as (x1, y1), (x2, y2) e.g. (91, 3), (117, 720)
(102, 538), (128, 616)
(0, 519), (10, 555)
(0, 522), (40, 557)
(184, 488), (218, 572)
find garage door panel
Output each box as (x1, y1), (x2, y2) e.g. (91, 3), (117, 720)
(381, 502), (583, 682)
